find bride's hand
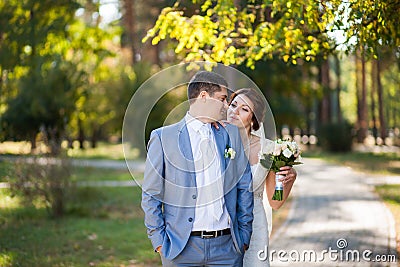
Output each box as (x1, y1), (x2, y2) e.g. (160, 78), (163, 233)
(277, 166), (297, 186)
(212, 120), (229, 130)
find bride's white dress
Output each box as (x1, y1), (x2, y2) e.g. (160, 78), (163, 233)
(243, 135), (272, 267)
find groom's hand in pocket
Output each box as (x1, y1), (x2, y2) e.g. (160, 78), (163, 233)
(243, 244), (249, 251)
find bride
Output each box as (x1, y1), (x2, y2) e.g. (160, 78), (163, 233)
(227, 88), (297, 266)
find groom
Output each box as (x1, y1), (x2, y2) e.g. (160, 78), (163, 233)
(141, 71), (253, 266)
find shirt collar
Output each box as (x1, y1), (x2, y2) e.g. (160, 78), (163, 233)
(185, 112), (210, 133)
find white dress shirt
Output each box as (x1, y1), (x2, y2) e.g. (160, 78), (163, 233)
(185, 112), (230, 231)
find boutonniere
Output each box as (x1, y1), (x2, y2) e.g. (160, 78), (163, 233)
(224, 145), (236, 159)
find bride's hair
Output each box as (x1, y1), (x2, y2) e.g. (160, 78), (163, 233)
(229, 88), (266, 131)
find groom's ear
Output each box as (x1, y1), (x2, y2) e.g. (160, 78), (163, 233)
(198, 90), (208, 102)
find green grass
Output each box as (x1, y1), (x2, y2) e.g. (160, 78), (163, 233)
(0, 176), (160, 266)
(0, 161), (11, 180)
(66, 142), (140, 160)
(0, 157), (152, 266)
(374, 185), (400, 264)
(303, 150), (400, 176)
(71, 166), (142, 182)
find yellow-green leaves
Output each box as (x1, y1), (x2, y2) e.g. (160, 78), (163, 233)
(143, 0), (399, 68)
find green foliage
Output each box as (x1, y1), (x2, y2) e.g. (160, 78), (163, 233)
(2, 59), (80, 153)
(0, 0), (80, 70)
(0, 0), (123, 149)
(319, 121), (353, 152)
(343, 0), (400, 57)
(143, 0), (400, 68)
(143, 0), (337, 67)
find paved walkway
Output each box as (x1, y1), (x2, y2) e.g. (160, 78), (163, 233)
(71, 158), (145, 172)
(269, 158), (398, 267)
(0, 156), (145, 172)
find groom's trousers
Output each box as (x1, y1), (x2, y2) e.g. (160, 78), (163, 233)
(160, 234), (244, 267)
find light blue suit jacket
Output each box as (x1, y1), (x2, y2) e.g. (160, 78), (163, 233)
(141, 119), (254, 260)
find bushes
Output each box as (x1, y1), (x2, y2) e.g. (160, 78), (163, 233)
(6, 155), (74, 218)
(319, 121), (353, 152)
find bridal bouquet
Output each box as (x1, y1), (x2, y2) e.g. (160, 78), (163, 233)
(259, 139), (302, 201)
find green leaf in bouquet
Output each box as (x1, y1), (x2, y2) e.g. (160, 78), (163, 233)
(275, 161), (286, 169)
(259, 154), (272, 169)
(259, 158), (269, 169)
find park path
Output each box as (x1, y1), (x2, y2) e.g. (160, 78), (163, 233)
(0, 157), (145, 188)
(269, 158), (398, 267)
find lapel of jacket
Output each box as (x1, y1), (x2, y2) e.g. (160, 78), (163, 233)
(177, 119), (196, 186)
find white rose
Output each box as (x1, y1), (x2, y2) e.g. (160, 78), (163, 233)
(281, 143), (288, 151)
(273, 144), (282, 156)
(283, 148), (293, 158)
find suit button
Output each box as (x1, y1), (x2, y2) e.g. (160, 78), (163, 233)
(192, 195), (197, 199)
(188, 218), (193, 222)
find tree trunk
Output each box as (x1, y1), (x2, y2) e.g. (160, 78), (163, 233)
(47, 126), (62, 156)
(67, 137), (73, 149)
(78, 119), (85, 149)
(122, 0), (136, 64)
(371, 60), (378, 144)
(319, 59), (330, 125)
(355, 54), (361, 140)
(154, 42), (161, 66)
(376, 58), (387, 144)
(91, 126), (100, 149)
(51, 187), (64, 218)
(30, 132), (37, 153)
(356, 49), (368, 143)
(334, 55), (342, 123)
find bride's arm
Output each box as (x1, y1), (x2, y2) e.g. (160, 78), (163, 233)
(265, 167), (297, 210)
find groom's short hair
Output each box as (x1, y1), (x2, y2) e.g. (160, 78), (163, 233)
(187, 71), (228, 104)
